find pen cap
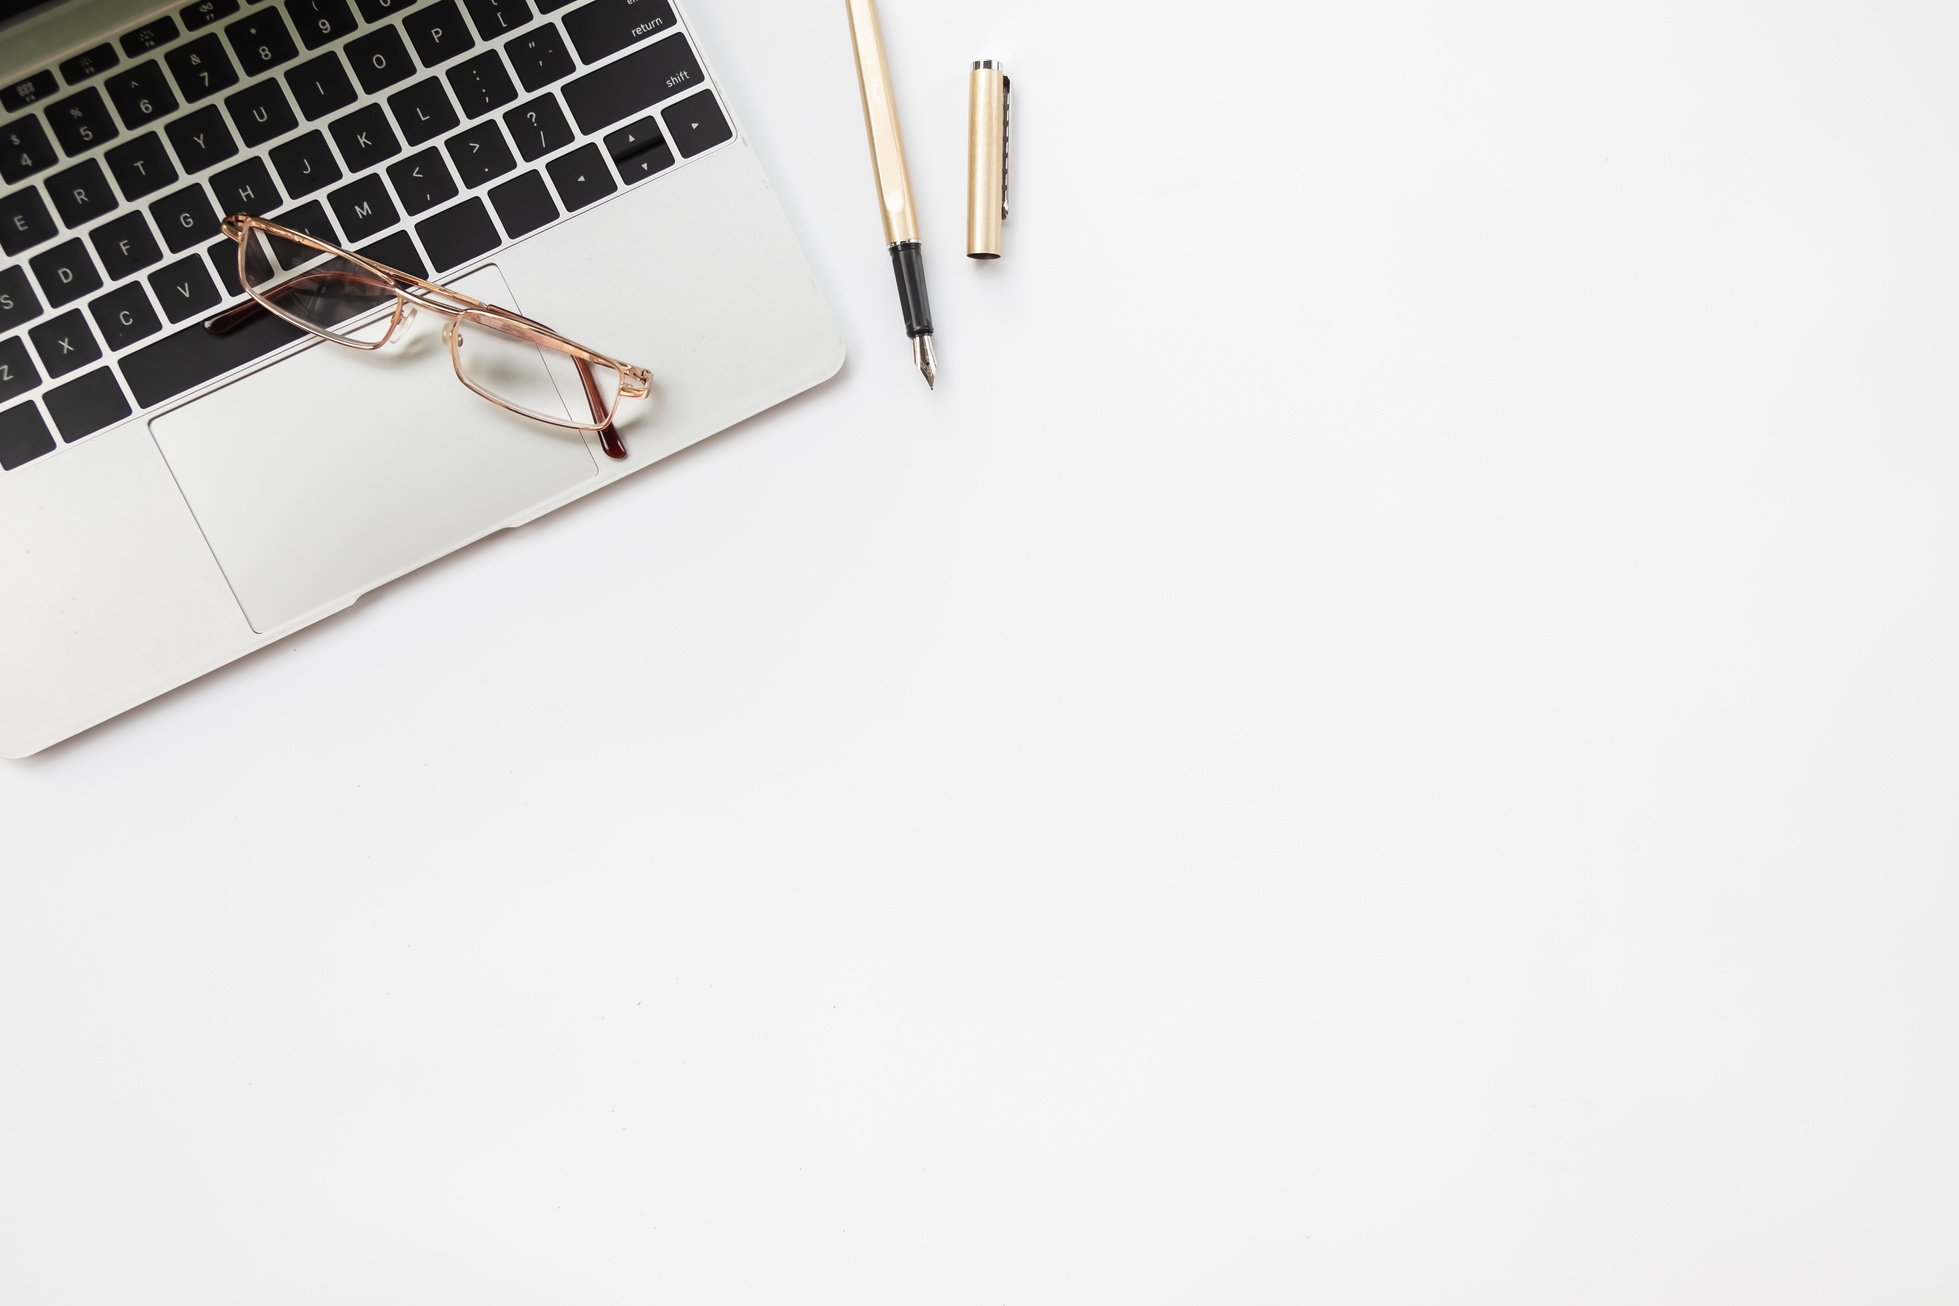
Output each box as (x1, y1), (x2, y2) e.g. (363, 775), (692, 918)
(967, 61), (1009, 259)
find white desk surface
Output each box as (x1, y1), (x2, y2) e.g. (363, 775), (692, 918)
(5, 2), (1958, 1301)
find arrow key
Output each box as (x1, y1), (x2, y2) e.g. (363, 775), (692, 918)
(659, 89), (730, 159)
(544, 142), (615, 212)
(602, 115), (673, 184)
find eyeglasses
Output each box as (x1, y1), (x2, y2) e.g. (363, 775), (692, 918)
(210, 214), (652, 460)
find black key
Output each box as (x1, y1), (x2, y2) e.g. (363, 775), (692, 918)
(544, 142), (613, 211)
(148, 182), (221, 251)
(416, 194), (496, 270)
(209, 155), (280, 213)
(45, 367), (130, 440)
(90, 281), (165, 349)
(388, 77), (458, 145)
(104, 131), (178, 199)
(89, 211), (164, 279)
(404, 1), (476, 69)
(387, 146), (456, 213)
(0, 400), (56, 469)
(148, 252), (222, 321)
(29, 238), (102, 307)
(271, 198), (336, 245)
(328, 103), (401, 172)
(605, 115), (672, 182)
(444, 118), (515, 187)
(359, 228), (424, 278)
(29, 308), (103, 378)
(0, 336), (39, 403)
(45, 87), (120, 154)
(355, 0), (418, 19)
(660, 88), (728, 158)
(502, 94), (570, 161)
(563, 0), (674, 65)
(121, 18), (182, 59)
(2, 71), (58, 113)
(285, 0), (358, 50)
(166, 34), (241, 102)
(328, 172), (398, 242)
(535, 0), (574, 12)
(463, 0), (529, 42)
(504, 27), (572, 93)
(207, 239), (244, 298)
(446, 51), (517, 118)
(105, 63), (178, 133)
(46, 159), (119, 228)
(487, 168), (552, 238)
(269, 128), (340, 196)
(121, 306), (301, 407)
(166, 104), (239, 173)
(59, 46), (122, 85)
(0, 188), (56, 255)
(562, 32), (699, 135)
(285, 51), (357, 118)
(344, 26), (415, 95)
(183, 0), (243, 30)
(225, 78), (298, 147)
(225, 11), (301, 78)
(1, 117), (57, 184)
(0, 266), (40, 332)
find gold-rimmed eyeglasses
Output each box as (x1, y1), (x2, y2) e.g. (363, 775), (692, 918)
(211, 213), (652, 459)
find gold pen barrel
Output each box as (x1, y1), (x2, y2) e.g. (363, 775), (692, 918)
(844, 0), (919, 246)
(967, 61), (1008, 259)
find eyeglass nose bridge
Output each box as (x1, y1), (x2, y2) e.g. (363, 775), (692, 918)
(391, 302), (418, 344)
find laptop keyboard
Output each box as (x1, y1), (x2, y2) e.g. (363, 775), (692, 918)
(0, 0), (732, 472)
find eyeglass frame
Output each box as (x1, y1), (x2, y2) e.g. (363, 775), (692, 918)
(211, 213), (653, 460)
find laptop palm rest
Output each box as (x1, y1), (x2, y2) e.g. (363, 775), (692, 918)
(149, 266), (600, 635)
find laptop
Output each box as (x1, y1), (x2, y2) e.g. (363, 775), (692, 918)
(0, 0), (844, 757)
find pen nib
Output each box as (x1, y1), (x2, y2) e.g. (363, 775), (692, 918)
(913, 335), (937, 390)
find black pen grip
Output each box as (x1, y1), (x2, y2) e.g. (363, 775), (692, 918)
(889, 241), (933, 338)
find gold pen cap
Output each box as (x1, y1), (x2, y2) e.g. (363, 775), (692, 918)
(967, 60), (1009, 259)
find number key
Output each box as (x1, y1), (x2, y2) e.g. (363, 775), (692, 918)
(45, 88), (121, 156)
(225, 11), (301, 78)
(1, 116), (58, 184)
(165, 34), (242, 103)
(106, 61), (179, 130)
(284, 0), (358, 50)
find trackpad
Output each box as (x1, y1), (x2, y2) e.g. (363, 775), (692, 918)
(151, 266), (600, 634)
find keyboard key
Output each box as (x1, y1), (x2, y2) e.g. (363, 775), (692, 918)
(0, 187), (57, 255)
(387, 146), (456, 213)
(269, 129), (340, 196)
(503, 94), (570, 160)
(90, 281), (165, 349)
(359, 227), (425, 278)
(344, 26), (415, 95)
(89, 211), (164, 279)
(121, 18), (183, 59)
(562, 33), (699, 135)
(210, 155), (280, 213)
(29, 238), (103, 307)
(183, 0), (243, 30)
(148, 182), (221, 251)
(45, 87), (120, 154)
(2, 71), (58, 113)
(504, 27), (572, 93)
(0, 337), (39, 403)
(46, 159), (120, 228)
(121, 304), (302, 407)
(271, 197), (336, 246)
(544, 142), (613, 211)
(604, 115), (671, 182)
(285, 50), (357, 118)
(104, 131), (179, 199)
(149, 252), (222, 321)
(225, 77), (298, 147)
(328, 103), (401, 172)
(355, 0), (418, 19)
(562, 0), (674, 65)
(59, 45), (122, 85)
(29, 308), (103, 378)
(106, 61), (179, 130)
(166, 104), (239, 173)
(166, 34), (241, 102)
(0, 400), (56, 470)
(463, 0), (529, 41)
(404, 0), (476, 69)
(44, 367), (132, 441)
(444, 118), (515, 186)
(225, 11), (301, 78)
(286, 0), (359, 49)
(446, 51), (517, 118)
(661, 89), (728, 158)
(535, 0), (574, 12)
(207, 238), (245, 297)
(0, 266), (41, 332)
(487, 168), (552, 237)
(1, 116), (57, 184)
(388, 77), (459, 145)
(416, 194), (496, 270)
(328, 172), (398, 242)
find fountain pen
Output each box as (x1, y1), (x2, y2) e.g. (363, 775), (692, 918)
(844, 0), (936, 389)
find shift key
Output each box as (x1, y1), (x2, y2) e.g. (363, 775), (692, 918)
(562, 32), (700, 136)
(563, 0), (676, 65)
